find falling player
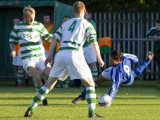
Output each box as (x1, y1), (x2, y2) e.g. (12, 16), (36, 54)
(72, 50), (153, 106)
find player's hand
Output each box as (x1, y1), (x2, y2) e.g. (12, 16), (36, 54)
(98, 58), (104, 67)
(10, 50), (16, 57)
(45, 56), (53, 67)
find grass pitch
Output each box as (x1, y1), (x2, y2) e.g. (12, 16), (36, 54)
(0, 82), (159, 120)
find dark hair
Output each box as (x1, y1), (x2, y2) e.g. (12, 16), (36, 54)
(14, 16), (21, 20)
(110, 50), (122, 60)
(44, 13), (51, 18)
(63, 15), (70, 19)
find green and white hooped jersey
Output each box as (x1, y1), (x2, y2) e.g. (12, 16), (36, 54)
(9, 21), (53, 60)
(54, 18), (97, 51)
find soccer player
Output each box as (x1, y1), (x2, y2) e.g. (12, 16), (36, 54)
(43, 13), (54, 58)
(72, 11), (98, 102)
(24, 1), (104, 118)
(11, 17), (25, 88)
(12, 17), (20, 86)
(12, 18), (20, 73)
(84, 11), (98, 81)
(9, 6), (53, 105)
(72, 50), (153, 105)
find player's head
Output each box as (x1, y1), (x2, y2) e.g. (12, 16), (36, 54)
(43, 13), (51, 24)
(23, 6), (35, 25)
(155, 20), (160, 31)
(110, 50), (122, 65)
(13, 17), (20, 25)
(63, 16), (70, 23)
(73, 1), (86, 17)
(84, 11), (90, 20)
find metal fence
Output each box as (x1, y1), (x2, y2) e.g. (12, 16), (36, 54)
(91, 12), (160, 39)
(91, 12), (160, 80)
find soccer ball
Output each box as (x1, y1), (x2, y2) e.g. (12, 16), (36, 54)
(98, 94), (111, 107)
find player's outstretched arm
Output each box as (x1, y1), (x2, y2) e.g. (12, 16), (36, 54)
(108, 75), (121, 100)
(91, 42), (104, 67)
(95, 74), (109, 84)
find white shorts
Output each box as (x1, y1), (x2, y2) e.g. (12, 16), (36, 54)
(101, 67), (112, 80)
(49, 50), (93, 81)
(22, 56), (51, 75)
(12, 56), (18, 66)
(83, 45), (97, 64)
(16, 51), (23, 66)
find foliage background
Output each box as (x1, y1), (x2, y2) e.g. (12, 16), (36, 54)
(58, 0), (160, 12)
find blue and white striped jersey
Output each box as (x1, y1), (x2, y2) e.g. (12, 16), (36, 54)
(108, 53), (139, 100)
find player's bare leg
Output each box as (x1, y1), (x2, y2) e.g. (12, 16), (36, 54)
(27, 67), (48, 105)
(24, 77), (58, 117)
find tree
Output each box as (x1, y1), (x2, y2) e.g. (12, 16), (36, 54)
(58, 0), (160, 12)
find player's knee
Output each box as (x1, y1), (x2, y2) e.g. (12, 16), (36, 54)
(89, 62), (97, 68)
(43, 68), (50, 76)
(80, 78), (95, 87)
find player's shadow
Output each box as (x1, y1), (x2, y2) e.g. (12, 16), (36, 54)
(0, 96), (74, 100)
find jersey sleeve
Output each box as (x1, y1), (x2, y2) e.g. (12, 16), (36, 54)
(39, 23), (53, 41)
(54, 26), (62, 41)
(85, 22), (97, 44)
(89, 20), (96, 30)
(123, 53), (139, 63)
(9, 25), (19, 44)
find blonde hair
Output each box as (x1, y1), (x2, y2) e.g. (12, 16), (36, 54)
(23, 6), (35, 16)
(73, 1), (85, 14)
